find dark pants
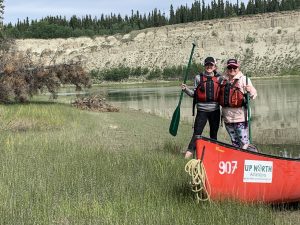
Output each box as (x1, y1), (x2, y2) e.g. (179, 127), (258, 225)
(187, 109), (220, 152)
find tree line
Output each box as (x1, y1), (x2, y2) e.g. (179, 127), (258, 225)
(3, 0), (300, 39)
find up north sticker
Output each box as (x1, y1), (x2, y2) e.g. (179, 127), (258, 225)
(243, 160), (273, 183)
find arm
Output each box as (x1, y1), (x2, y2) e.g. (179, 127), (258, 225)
(245, 78), (257, 99)
(239, 73), (257, 99)
(181, 84), (194, 97)
(181, 75), (201, 97)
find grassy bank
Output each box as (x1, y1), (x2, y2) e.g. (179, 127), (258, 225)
(0, 103), (298, 224)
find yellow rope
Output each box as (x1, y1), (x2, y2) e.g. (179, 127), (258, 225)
(185, 159), (211, 202)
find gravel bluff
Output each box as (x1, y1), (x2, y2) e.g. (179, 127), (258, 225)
(14, 11), (300, 75)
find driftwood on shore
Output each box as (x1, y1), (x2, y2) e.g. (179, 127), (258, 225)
(72, 95), (119, 112)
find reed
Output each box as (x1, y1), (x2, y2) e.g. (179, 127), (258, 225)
(0, 103), (292, 224)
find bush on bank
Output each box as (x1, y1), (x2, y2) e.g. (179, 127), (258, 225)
(89, 62), (300, 84)
(280, 66), (300, 76)
(89, 63), (205, 83)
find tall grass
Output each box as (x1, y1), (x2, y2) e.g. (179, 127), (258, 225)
(0, 103), (295, 224)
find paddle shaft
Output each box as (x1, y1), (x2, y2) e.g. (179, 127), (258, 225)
(246, 75), (252, 143)
(178, 43), (196, 107)
(169, 43), (196, 136)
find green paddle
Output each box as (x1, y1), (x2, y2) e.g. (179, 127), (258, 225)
(246, 75), (252, 143)
(169, 43), (196, 136)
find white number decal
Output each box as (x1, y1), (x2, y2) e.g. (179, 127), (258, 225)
(219, 161), (237, 174)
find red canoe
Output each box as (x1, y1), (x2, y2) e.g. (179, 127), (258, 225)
(193, 136), (300, 203)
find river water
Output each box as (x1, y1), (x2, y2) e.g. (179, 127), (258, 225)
(49, 76), (300, 149)
(100, 77), (300, 146)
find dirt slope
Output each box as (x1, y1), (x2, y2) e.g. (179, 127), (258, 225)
(14, 10), (300, 76)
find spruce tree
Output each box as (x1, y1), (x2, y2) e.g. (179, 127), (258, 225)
(0, 0), (5, 48)
(0, 0), (4, 25)
(169, 5), (175, 24)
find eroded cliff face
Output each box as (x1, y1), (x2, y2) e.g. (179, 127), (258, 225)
(14, 11), (300, 75)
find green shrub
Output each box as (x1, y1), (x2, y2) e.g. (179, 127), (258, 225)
(162, 65), (183, 80)
(90, 62), (207, 83)
(280, 66), (300, 76)
(141, 68), (150, 75)
(95, 66), (151, 82)
(102, 66), (131, 81)
(245, 35), (255, 44)
(89, 69), (104, 83)
(147, 68), (162, 80)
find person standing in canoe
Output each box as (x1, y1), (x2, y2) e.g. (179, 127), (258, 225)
(219, 59), (257, 150)
(181, 57), (223, 159)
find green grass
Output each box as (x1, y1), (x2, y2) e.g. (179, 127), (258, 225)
(0, 103), (297, 224)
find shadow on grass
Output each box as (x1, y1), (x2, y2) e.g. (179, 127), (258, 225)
(158, 140), (185, 155)
(271, 201), (300, 211)
(172, 181), (199, 203)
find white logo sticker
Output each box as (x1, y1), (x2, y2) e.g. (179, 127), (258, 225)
(243, 160), (273, 183)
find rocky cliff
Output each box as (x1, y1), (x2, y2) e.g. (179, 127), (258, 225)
(14, 10), (300, 76)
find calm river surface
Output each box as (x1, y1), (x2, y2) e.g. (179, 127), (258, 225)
(54, 76), (300, 147)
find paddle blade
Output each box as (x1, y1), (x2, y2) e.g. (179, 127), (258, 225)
(169, 106), (180, 136)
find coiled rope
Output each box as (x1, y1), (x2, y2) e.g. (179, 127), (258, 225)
(185, 159), (211, 202)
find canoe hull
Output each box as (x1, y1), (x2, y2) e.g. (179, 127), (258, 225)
(195, 136), (300, 203)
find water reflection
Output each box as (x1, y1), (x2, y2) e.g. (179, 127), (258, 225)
(43, 77), (300, 146)
(252, 78), (300, 145)
(100, 77), (300, 145)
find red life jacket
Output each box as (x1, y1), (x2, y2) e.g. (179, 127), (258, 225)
(192, 72), (222, 116)
(194, 73), (221, 103)
(219, 79), (245, 108)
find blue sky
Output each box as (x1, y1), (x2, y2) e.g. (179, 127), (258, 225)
(4, 0), (198, 25)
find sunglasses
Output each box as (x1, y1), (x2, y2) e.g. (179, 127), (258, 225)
(227, 66), (238, 70)
(205, 63), (215, 67)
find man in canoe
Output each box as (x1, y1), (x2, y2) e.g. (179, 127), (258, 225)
(181, 57), (223, 159)
(219, 59), (257, 150)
